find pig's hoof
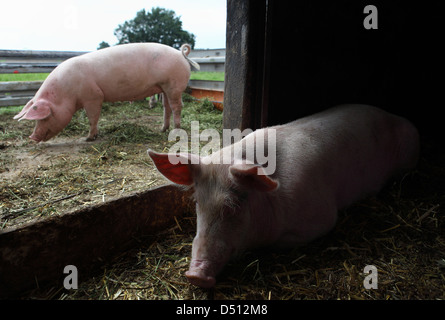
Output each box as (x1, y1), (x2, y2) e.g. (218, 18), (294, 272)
(86, 134), (98, 142)
(185, 271), (216, 288)
(161, 127), (168, 132)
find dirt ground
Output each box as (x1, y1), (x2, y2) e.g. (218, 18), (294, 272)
(1, 98), (221, 229)
(1, 105), (166, 229)
(1, 102), (444, 300)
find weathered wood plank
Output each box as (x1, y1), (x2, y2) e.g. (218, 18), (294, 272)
(0, 49), (88, 59)
(0, 64), (58, 74)
(0, 184), (195, 298)
(0, 96), (32, 107)
(189, 80), (224, 91)
(0, 81), (43, 92)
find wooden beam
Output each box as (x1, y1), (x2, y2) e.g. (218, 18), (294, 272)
(223, 0), (269, 132)
(0, 184), (195, 298)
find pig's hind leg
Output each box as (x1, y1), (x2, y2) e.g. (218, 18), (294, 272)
(163, 91), (183, 131)
(161, 96), (172, 132)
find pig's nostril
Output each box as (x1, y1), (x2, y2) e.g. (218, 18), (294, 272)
(185, 271), (216, 288)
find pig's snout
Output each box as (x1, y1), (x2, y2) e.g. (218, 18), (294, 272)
(29, 134), (42, 143)
(29, 124), (46, 142)
(186, 260), (217, 288)
(186, 235), (236, 288)
(29, 125), (55, 142)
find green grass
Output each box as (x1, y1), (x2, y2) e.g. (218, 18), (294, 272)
(0, 72), (223, 82)
(0, 105), (22, 115)
(190, 71), (224, 81)
(0, 73), (50, 82)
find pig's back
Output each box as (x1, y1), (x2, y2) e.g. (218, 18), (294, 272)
(60, 43), (190, 101)
(83, 43), (185, 70)
(272, 104), (419, 209)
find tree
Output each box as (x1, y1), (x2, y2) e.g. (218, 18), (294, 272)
(113, 7), (196, 49)
(97, 41), (110, 50)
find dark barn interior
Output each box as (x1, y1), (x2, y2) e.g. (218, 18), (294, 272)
(216, 0), (445, 299)
(224, 0), (444, 144)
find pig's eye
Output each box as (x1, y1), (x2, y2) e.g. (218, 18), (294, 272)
(238, 190), (249, 202)
(229, 187), (248, 203)
(224, 188), (248, 211)
(222, 204), (237, 216)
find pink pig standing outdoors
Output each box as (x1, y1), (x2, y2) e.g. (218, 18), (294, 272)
(14, 43), (200, 142)
(149, 105), (420, 288)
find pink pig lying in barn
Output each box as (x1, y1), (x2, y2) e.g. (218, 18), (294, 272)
(14, 43), (200, 142)
(148, 105), (420, 288)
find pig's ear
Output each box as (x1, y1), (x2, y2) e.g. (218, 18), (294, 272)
(15, 102), (51, 121)
(13, 100), (34, 120)
(148, 150), (199, 186)
(229, 164), (279, 192)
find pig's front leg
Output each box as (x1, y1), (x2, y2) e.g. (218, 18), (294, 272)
(162, 92), (182, 132)
(84, 104), (102, 141)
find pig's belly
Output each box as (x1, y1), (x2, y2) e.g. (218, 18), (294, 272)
(103, 85), (163, 102)
(96, 72), (164, 102)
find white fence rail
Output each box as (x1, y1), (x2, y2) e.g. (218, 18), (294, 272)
(0, 48), (225, 107)
(0, 81), (43, 106)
